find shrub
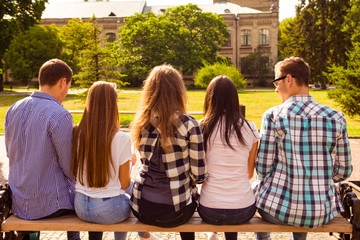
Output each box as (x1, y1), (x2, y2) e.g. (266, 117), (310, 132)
(194, 62), (245, 89)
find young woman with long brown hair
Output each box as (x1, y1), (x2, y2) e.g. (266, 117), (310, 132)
(198, 75), (259, 240)
(71, 81), (132, 240)
(130, 64), (207, 240)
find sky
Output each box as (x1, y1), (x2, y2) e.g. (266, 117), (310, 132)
(47, 0), (300, 21)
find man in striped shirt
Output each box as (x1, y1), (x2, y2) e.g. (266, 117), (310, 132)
(5, 59), (79, 240)
(254, 57), (352, 240)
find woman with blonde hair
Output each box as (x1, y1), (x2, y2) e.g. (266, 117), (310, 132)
(130, 64), (206, 240)
(71, 81), (133, 240)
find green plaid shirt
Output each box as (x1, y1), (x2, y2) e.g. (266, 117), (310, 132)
(255, 95), (352, 228)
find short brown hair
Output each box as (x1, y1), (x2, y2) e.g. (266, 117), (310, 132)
(38, 59), (73, 86)
(275, 57), (310, 86)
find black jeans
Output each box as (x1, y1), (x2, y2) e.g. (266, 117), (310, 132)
(132, 198), (197, 240)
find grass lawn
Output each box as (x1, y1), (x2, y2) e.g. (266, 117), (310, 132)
(1, 89), (359, 136)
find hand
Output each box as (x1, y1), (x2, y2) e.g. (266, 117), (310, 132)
(130, 153), (137, 165)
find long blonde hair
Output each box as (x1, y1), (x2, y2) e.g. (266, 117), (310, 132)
(72, 81), (119, 187)
(130, 64), (187, 149)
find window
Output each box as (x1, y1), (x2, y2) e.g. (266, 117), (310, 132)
(222, 30), (231, 47)
(241, 29), (251, 46)
(259, 29), (269, 46)
(106, 33), (116, 43)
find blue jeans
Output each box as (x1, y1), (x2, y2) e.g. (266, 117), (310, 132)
(75, 192), (130, 240)
(255, 209), (307, 240)
(198, 203), (256, 240)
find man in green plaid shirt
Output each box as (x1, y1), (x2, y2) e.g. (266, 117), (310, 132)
(255, 57), (352, 240)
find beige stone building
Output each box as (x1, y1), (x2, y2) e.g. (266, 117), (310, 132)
(6, 0), (279, 86)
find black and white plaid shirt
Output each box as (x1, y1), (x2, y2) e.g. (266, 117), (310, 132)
(130, 112), (206, 212)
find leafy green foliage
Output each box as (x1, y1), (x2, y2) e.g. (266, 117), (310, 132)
(70, 17), (127, 89)
(194, 61), (245, 89)
(327, 42), (360, 117)
(240, 48), (272, 87)
(4, 24), (63, 84)
(0, 0), (47, 90)
(60, 19), (94, 73)
(278, 0), (351, 89)
(115, 4), (229, 83)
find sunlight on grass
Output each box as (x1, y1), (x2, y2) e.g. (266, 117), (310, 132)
(1, 89), (359, 136)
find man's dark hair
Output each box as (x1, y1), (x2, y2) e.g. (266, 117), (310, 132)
(275, 57), (310, 86)
(38, 59), (73, 86)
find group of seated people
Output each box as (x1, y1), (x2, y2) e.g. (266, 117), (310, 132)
(4, 57), (352, 240)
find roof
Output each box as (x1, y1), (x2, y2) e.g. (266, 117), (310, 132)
(150, 2), (264, 15)
(42, 1), (146, 19)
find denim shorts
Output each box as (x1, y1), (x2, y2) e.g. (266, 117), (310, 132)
(74, 192), (131, 224)
(198, 203), (256, 225)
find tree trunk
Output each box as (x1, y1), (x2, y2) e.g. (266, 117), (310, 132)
(0, 73), (4, 92)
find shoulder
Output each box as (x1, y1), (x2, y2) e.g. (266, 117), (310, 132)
(262, 104), (282, 119)
(173, 113), (201, 136)
(113, 131), (131, 143)
(182, 114), (200, 126)
(312, 101), (346, 123)
(242, 120), (260, 139)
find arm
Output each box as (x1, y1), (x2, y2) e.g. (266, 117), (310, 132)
(247, 141), (258, 180)
(119, 161), (131, 190)
(256, 111), (276, 181)
(52, 112), (74, 181)
(189, 120), (206, 184)
(333, 122), (353, 182)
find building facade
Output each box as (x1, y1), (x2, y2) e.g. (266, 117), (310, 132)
(6, 0), (279, 86)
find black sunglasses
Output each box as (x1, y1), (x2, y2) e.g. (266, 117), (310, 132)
(272, 75), (295, 87)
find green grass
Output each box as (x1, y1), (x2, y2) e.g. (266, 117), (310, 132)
(1, 89), (359, 136)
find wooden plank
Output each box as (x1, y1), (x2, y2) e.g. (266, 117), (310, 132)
(68, 111), (204, 116)
(1, 214), (352, 233)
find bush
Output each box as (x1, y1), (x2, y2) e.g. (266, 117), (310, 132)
(194, 62), (245, 89)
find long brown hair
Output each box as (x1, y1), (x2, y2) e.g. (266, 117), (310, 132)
(130, 64), (187, 150)
(201, 75), (251, 151)
(72, 81), (119, 187)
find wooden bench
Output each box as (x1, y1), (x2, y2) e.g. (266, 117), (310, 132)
(1, 182), (359, 240)
(0, 212), (352, 233)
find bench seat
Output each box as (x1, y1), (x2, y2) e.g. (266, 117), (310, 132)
(1, 213), (352, 233)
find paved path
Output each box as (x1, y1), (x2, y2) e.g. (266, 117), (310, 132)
(1, 135), (359, 239)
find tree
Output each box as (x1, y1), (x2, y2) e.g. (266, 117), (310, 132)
(240, 48), (273, 87)
(114, 4), (229, 82)
(325, 0), (360, 118)
(60, 18), (94, 74)
(327, 42), (360, 117)
(4, 24), (63, 84)
(278, 0), (351, 89)
(194, 61), (245, 89)
(73, 17), (126, 88)
(0, 0), (47, 91)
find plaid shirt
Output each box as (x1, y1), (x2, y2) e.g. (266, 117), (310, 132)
(130, 112), (206, 212)
(255, 95), (352, 228)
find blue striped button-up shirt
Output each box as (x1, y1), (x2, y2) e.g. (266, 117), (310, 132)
(5, 91), (75, 220)
(255, 95), (352, 228)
